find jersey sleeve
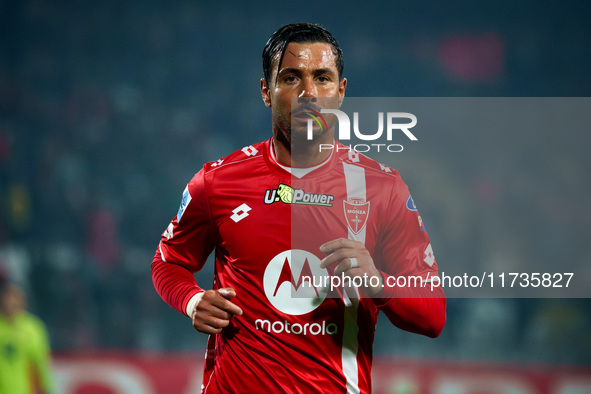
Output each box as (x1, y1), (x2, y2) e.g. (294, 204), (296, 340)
(151, 168), (216, 316)
(372, 174), (446, 337)
(375, 175), (438, 281)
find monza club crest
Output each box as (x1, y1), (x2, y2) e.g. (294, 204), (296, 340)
(343, 198), (370, 235)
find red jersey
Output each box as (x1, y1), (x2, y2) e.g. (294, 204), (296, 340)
(152, 138), (445, 393)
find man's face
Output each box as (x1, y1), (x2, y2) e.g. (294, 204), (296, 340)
(261, 42), (346, 143)
(0, 284), (25, 318)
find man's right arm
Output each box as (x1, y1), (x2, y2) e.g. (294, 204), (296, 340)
(152, 252), (243, 333)
(151, 169), (214, 315)
(151, 250), (205, 317)
(151, 169), (242, 332)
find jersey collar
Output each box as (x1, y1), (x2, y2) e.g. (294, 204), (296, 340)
(267, 137), (336, 179)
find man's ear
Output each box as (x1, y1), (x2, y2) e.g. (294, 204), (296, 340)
(338, 78), (347, 107)
(260, 78), (272, 108)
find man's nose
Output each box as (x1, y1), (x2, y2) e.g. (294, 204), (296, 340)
(298, 77), (317, 100)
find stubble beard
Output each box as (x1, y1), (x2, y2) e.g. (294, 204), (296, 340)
(275, 118), (328, 152)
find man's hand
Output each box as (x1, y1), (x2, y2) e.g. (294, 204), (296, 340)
(191, 288), (243, 334)
(319, 238), (384, 296)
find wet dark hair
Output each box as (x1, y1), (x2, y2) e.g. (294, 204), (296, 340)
(262, 23), (344, 83)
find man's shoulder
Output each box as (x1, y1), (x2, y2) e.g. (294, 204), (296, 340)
(15, 311), (47, 332)
(184, 140), (268, 194)
(335, 144), (400, 180)
(202, 140), (267, 174)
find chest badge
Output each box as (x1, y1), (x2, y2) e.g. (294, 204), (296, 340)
(343, 198), (370, 234)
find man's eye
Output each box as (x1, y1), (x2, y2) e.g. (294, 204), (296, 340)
(284, 76), (296, 83)
(317, 76), (330, 82)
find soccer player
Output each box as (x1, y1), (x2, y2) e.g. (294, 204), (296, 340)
(0, 279), (55, 394)
(152, 23), (446, 393)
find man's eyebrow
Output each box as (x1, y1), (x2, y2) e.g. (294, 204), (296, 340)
(314, 68), (337, 76)
(277, 67), (337, 76)
(277, 67), (302, 76)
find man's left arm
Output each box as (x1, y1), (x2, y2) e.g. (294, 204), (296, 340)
(319, 238), (446, 338)
(373, 175), (446, 337)
(320, 175), (446, 338)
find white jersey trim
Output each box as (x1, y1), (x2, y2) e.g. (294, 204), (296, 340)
(341, 162), (365, 394)
(158, 243), (167, 263)
(269, 138), (334, 178)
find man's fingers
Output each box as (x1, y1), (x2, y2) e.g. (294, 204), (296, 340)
(197, 316), (231, 329)
(192, 288), (243, 334)
(192, 307), (233, 334)
(212, 297), (243, 316)
(218, 288), (237, 299)
(218, 288), (243, 315)
(320, 248), (357, 269)
(320, 238), (359, 254)
(334, 258), (360, 276)
(199, 305), (233, 321)
(193, 319), (229, 335)
(199, 288), (243, 316)
(199, 327), (223, 334)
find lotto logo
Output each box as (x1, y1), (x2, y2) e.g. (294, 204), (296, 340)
(242, 145), (258, 156)
(230, 203), (251, 223)
(348, 150), (360, 162)
(423, 243), (435, 267)
(379, 164), (392, 173)
(163, 222), (173, 239)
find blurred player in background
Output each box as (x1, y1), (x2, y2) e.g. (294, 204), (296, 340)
(152, 23), (446, 393)
(0, 276), (54, 394)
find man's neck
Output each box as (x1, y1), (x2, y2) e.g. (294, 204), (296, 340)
(272, 133), (333, 168)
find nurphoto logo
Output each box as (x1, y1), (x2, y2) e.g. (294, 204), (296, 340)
(306, 108), (418, 153)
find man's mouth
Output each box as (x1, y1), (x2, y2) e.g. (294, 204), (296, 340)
(291, 107), (329, 132)
(292, 106), (322, 120)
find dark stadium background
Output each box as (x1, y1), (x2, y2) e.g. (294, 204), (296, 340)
(1, 1), (590, 392)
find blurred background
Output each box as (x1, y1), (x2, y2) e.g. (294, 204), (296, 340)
(1, 0), (590, 392)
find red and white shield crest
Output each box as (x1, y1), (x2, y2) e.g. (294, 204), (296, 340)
(343, 198), (370, 235)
